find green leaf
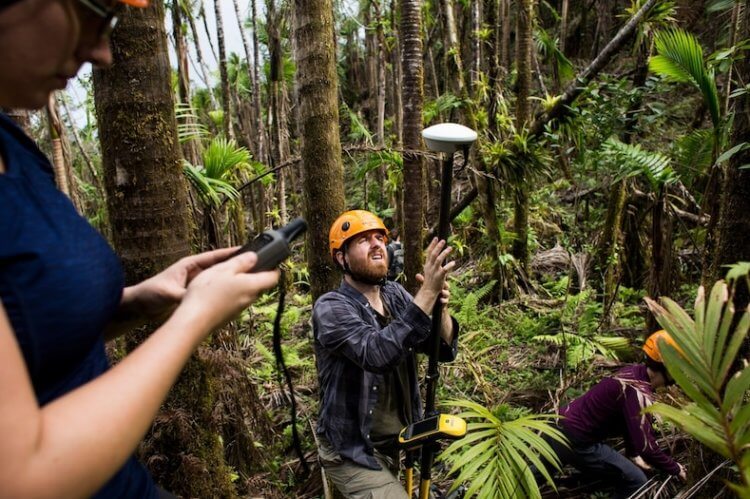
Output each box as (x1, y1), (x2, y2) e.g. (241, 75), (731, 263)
(715, 142), (750, 165)
(703, 281), (729, 366)
(662, 345), (719, 407)
(646, 403), (729, 455)
(723, 366), (750, 414)
(650, 29), (720, 128)
(718, 310), (750, 382)
(725, 262), (750, 282)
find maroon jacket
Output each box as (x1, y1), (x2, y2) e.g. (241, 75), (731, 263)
(559, 364), (680, 475)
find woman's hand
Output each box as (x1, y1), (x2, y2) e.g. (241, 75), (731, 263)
(175, 251), (279, 332)
(115, 248), (240, 325)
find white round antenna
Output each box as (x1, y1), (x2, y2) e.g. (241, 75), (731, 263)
(422, 123), (478, 153)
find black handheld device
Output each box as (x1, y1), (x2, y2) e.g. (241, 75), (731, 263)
(235, 217), (307, 272)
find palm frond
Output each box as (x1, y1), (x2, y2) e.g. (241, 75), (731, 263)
(644, 268), (750, 494)
(440, 400), (566, 499)
(674, 129), (714, 175)
(534, 28), (574, 82)
(343, 104), (374, 145)
(649, 29), (720, 128)
(175, 103), (210, 144)
(424, 93), (464, 125)
(202, 137), (252, 180)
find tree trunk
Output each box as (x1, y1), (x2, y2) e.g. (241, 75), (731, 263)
(391, 0), (404, 147)
(294, 0), (347, 301)
(400, 0), (426, 294)
(442, 0), (465, 98)
(500, 0), (511, 71)
(713, 1), (750, 315)
(268, 0), (290, 225)
(511, 0), (534, 274)
(172, 0), (201, 166)
(214, 0), (233, 139)
(250, 0), (267, 164)
(599, 34), (652, 321)
(185, 4), (218, 108)
(560, 0), (569, 54)
(92, 3), (237, 495)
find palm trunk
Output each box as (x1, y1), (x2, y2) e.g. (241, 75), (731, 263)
(391, 0), (403, 147)
(400, 0), (426, 294)
(442, 0), (465, 97)
(213, 0), (233, 139)
(294, 0), (347, 300)
(186, 6), (217, 108)
(511, 0), (534, 274)
(560, 0), (569, 54)
(500, 0), (511, 71)
(173, 0), (201, 166)
(92, 1), (238, 494)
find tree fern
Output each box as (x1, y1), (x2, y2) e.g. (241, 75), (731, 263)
(644, 265), (750, 496)
(604, 137), (675, 190)
(532, 332), (630, 368)
(455, 280), (497, 328)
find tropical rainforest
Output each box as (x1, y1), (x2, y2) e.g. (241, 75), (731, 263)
(5, 0), (750, 497)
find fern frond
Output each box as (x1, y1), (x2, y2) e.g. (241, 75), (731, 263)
(604, 137), (675, 190)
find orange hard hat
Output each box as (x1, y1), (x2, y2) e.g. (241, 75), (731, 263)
(120, 0), (149, 7)
(329, 210), (388, 257)
(643, 330), (680, 363)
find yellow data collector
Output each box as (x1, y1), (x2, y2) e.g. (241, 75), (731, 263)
(398, 414), (467, 449)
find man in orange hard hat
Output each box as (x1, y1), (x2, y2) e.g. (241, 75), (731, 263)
(542, 330), (687, 498)
(313, 210), (459, 498)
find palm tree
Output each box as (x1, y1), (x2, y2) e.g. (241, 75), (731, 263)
(213, 0), (233, 139)
(400, 0), (425, 293)
(183, 137), (254, 248)
(645, 270), (750, 497)
(511, 0), (535, 275)
(293, 0), (346, 300)
(92, 2), (236, 495)
(648, 28), (723, 283)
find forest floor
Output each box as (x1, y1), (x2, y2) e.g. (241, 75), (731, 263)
(235, 254), (733, 498)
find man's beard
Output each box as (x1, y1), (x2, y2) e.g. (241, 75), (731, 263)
(347, 253), (388, 285)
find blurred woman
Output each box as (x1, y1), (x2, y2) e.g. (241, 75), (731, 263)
(0, 1), (279, 497)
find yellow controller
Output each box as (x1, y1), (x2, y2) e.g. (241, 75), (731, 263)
(398, 414), (467, 449)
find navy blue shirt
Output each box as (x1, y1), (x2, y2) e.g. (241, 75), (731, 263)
(0, 113), (159, 498)
(313, 279), (459, 470)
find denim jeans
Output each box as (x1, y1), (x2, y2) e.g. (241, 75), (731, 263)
(546, 433), (648, 499)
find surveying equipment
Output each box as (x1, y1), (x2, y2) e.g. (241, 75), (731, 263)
(403, 123), (476, 499)
(236, 218), (310, 475)
(398, 414), (467, 449)
(235, 217), (307, 271)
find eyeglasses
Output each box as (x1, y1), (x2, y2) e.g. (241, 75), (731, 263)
(77, 0), (123, 39)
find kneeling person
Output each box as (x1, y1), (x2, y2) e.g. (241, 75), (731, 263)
(314, 210), (459, 499)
